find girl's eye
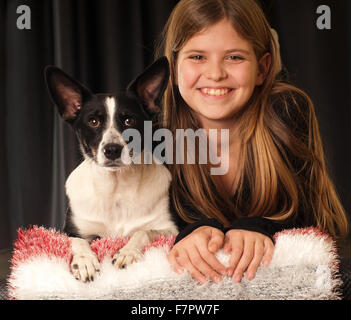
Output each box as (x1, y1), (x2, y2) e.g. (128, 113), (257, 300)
(227, 55), (244, 61)
(88, 117), (100, 128)
(189, 55), (204, 61)
(124, 117), (136, 126)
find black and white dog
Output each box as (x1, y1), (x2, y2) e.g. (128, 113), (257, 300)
(45, 57), (178, 282)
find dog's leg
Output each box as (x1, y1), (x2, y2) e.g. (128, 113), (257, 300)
(70, 237), (100, 282)
(112, 230), (172, 269)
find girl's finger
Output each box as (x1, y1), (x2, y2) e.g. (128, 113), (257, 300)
(245, 240), (265, 280)
(222, 238), (231, 253)
(197, 245), (227, 277)
(168, 249), (184, 274)
(227, 237), (244, 277)
(189, 247), (224, 283)
(261, 238), (274, 266)
(208, 228), (225, 253)
(233, 238), (255, 282)
(177, 250), (207, 284)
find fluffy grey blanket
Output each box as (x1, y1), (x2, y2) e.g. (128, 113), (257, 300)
(8, 226), (342, 300)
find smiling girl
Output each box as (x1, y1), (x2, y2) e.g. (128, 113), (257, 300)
(157, 0), (348, 284)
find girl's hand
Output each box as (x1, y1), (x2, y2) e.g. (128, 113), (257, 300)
(168, 226), (228, 284)
(223, 229), (274, 282)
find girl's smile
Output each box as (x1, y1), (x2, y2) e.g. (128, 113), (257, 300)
(198, 87), (234, 98)
(177, 19), (270, 129)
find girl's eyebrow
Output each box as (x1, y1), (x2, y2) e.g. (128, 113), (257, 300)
(182, 48), (250, 55)
(225, 49), (250, 55)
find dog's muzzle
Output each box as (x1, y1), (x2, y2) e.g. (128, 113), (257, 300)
(103, 143), (123, 161)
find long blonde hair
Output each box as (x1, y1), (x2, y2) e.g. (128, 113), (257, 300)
(156, 0), (348, 241)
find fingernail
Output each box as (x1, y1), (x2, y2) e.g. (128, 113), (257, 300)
(227, 268), (233, 277)
(233, 274), (241, 283)
(262, 260), (269, 267)
(246, 272), (253, 280)
(176, 267), (184, 274)
(214, 276), (222, 283)
(199, 277), (207, 284)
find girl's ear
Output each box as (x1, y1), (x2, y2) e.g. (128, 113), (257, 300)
(127, 56), (170, 115)
(256, 52), (272, 86)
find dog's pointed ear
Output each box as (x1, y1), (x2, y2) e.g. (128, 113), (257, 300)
(44, 66), (93, 123)
(126, 56), (169, 115)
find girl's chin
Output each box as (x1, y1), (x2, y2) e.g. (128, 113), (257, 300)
(196, 113), (240, 128)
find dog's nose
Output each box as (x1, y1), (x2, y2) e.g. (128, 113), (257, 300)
(103, 143), (122, 160)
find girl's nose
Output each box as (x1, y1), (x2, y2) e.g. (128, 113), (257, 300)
(205, 61), (227, 81)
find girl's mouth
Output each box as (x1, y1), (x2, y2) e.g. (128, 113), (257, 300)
(199, 87), (233, 97)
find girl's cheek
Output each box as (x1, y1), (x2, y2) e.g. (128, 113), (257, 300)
(178, 63), (200, 88)
(234, 65), (258, 88)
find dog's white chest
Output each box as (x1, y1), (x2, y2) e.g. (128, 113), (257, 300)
(65, 160), (173, 239)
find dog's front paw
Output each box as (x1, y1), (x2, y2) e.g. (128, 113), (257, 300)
(112, 247), (142, 269)
(71, 254), (100, 282)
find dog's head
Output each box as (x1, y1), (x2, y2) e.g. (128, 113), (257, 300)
(44, 57), (169, 169)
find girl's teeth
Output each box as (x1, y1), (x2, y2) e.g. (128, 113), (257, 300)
(202, 88), (230, 96)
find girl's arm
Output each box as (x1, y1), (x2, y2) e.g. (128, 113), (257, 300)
(173, 213), (308, 244)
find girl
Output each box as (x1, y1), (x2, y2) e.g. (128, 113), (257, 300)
(156, 0), (348, 284)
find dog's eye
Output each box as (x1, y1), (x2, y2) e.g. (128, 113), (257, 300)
(124, 117), (136, 126)
(88, 117), (100, 128)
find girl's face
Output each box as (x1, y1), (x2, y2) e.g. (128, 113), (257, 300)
(177, 19), (270, 129)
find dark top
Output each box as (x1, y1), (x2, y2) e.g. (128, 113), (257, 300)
(172, 213), (310, 244)
(171, 90), (316, 244)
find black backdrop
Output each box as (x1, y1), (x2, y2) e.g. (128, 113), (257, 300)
(1, 0), (350, 250)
